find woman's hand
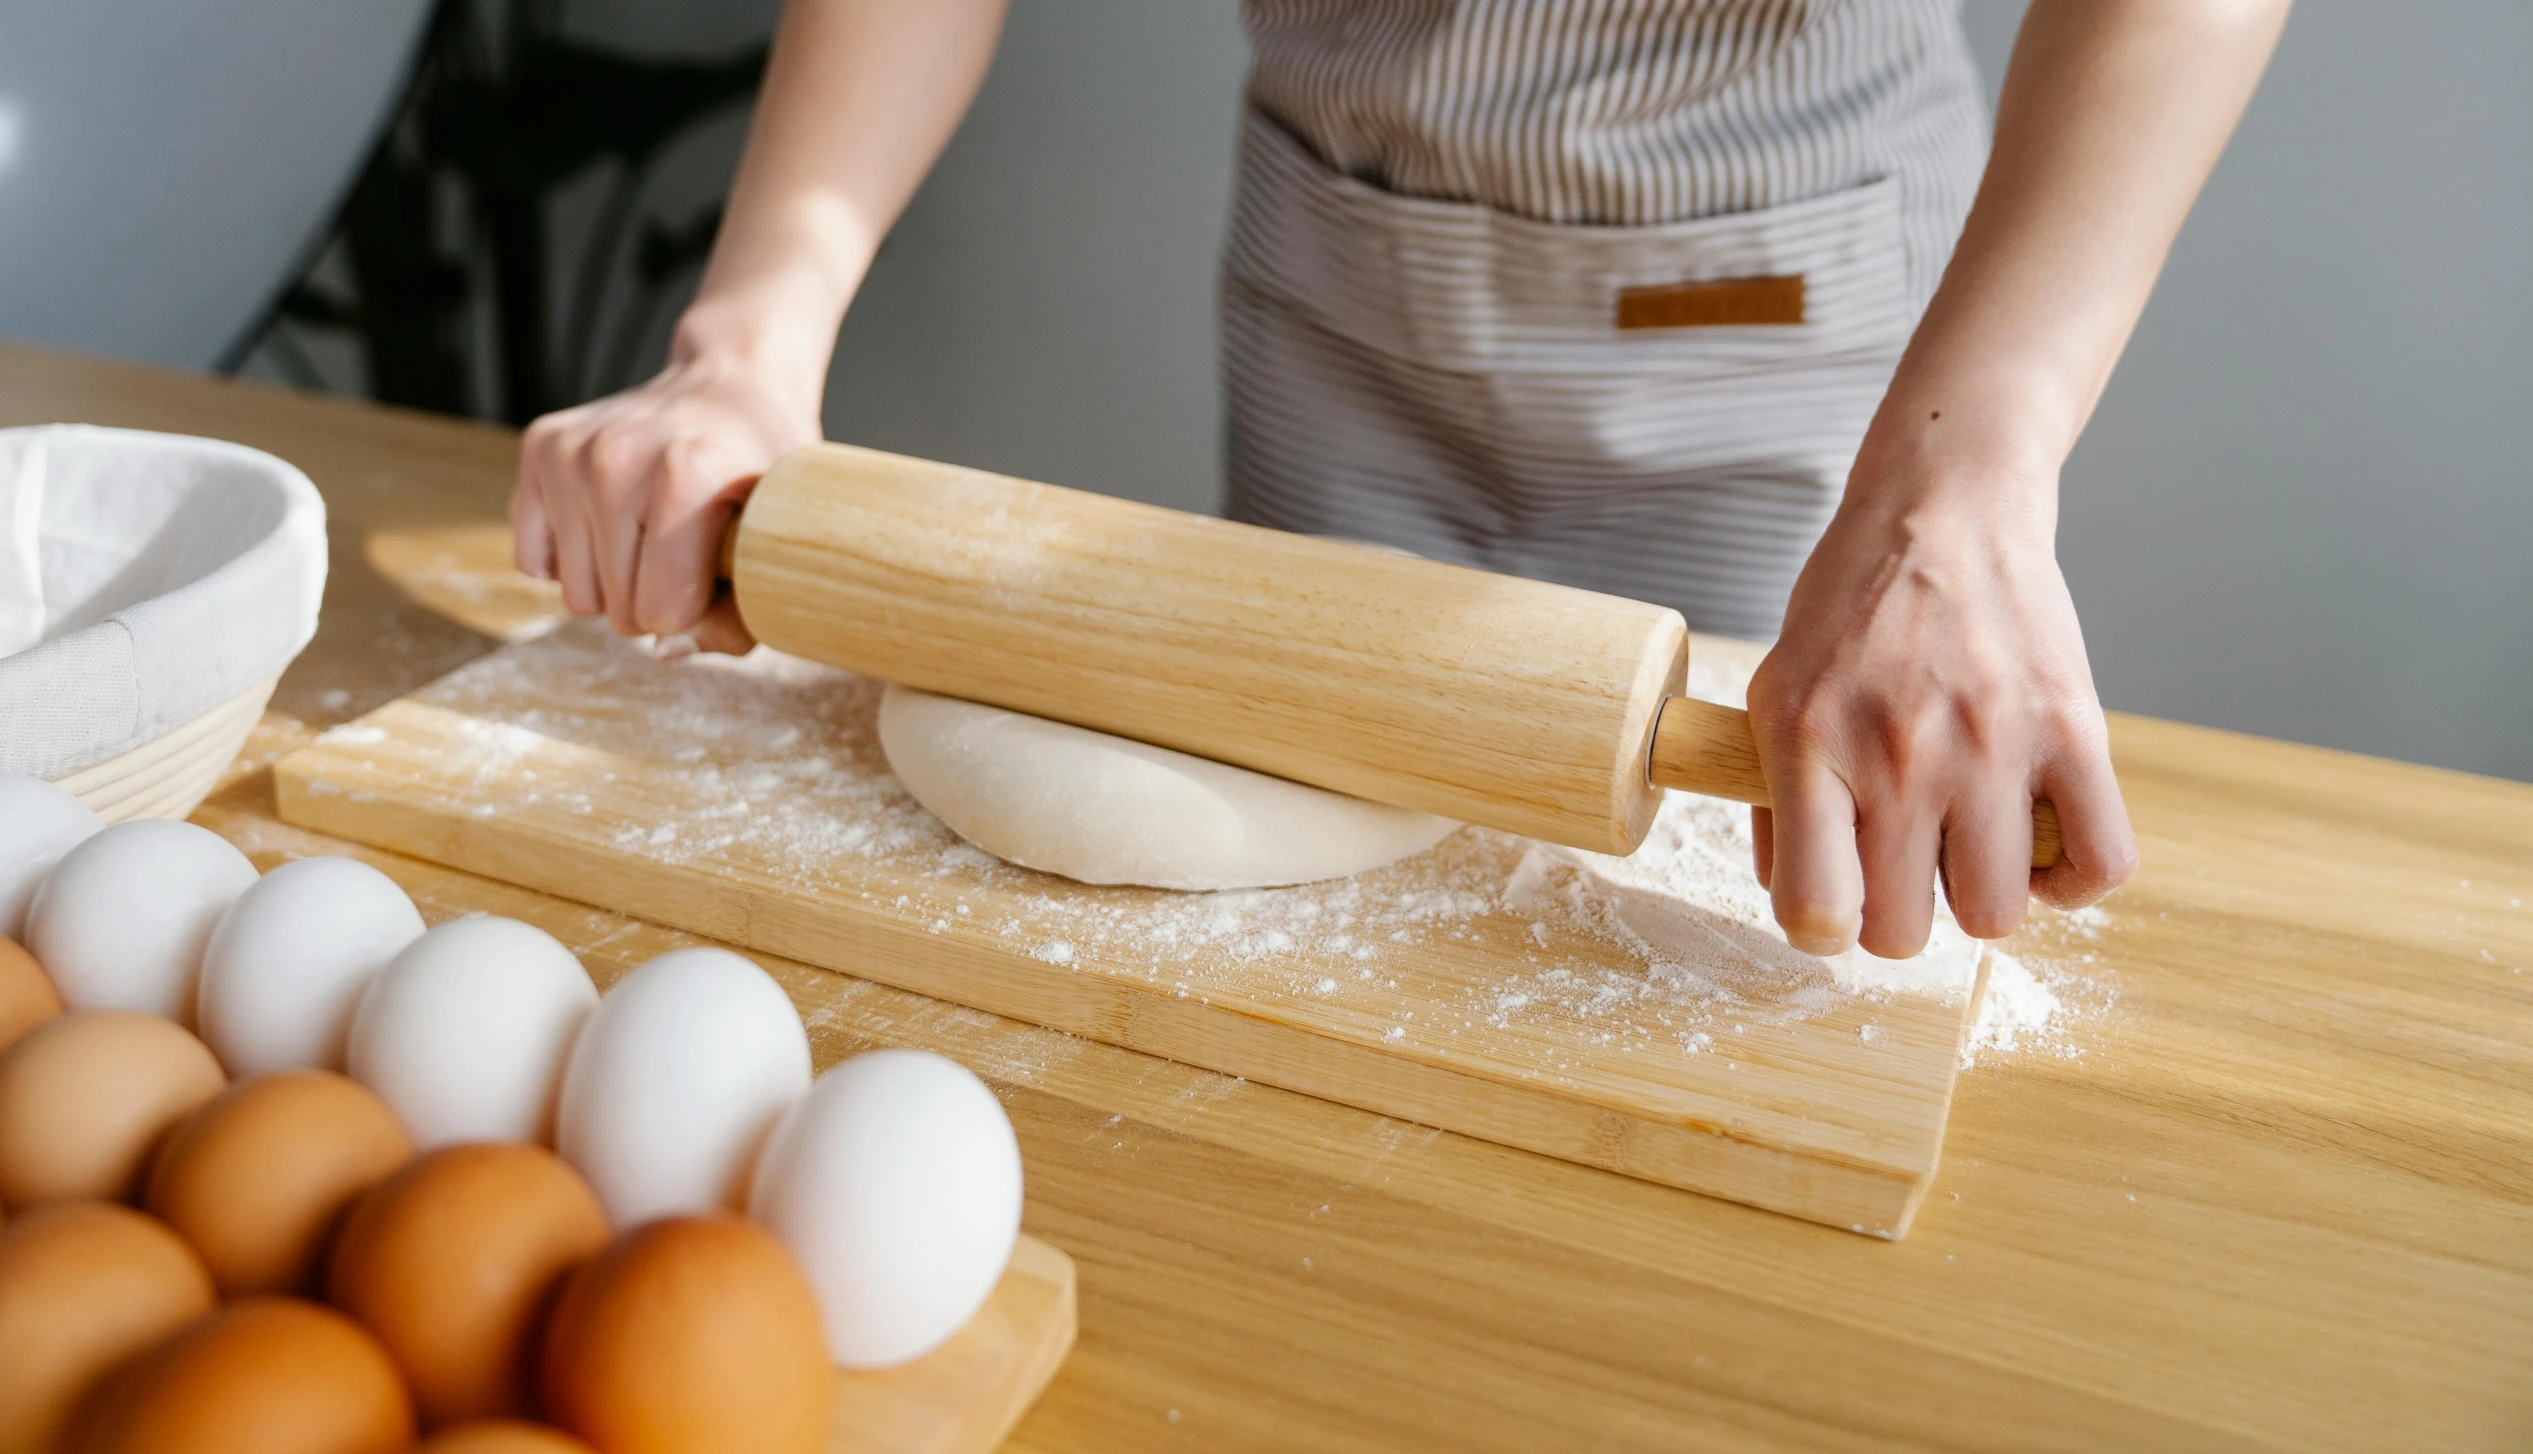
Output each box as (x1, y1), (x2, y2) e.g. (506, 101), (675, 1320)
(513, 350), (820, 654)
(1747, 0), (2286, 954)
(508, 0), (1011, 651)
(1748, 447), (2135, 958)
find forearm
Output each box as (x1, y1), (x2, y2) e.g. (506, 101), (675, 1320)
(675, 0), (1008, 405)
(1859, 0), (2290, 509)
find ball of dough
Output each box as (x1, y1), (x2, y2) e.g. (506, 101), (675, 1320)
(877, 686), (1458, 891)
(0, 774), (104, 940)
(25, 819), (257, 1025)
(198, 855), (426, 1077)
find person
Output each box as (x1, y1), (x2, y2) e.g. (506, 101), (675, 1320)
(511, 0), (2288, 960)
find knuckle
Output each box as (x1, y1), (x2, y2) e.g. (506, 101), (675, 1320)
(660, 435), (708, 483)
(1755, 683), (1847, 757)
(2040, 694), (2109, 751)
(585, 427), (650, 486)
(1863, 698), (1944, 786)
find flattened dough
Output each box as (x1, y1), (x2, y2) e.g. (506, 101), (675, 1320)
(877, 686), (1458, 891)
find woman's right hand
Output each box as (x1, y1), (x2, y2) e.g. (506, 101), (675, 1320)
(512, 350), (822, 655)
(510, 0), (1012, 652)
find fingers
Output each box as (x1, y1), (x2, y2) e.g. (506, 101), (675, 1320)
(2030, 713), (2139, 910)
(1938, 773), (2034, 941)
(1750, 806), (1774, 892)
(512, 465), (557, 582)
(1765, 759), (1864, 957)
(632, 440), (757, 638)
(581, 431), (649, 639)
(1855, 782), (1943, 960)
(514, 392), (775, 642)
(523, 411), (605, 619)
(546, 463), (605, 621)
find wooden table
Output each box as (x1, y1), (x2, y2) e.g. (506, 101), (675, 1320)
(8, 341), (2530, 1452)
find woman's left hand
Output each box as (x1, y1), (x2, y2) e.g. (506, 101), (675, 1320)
(1733, 0), (2293, 956)
(1746, 448), (2137, 958)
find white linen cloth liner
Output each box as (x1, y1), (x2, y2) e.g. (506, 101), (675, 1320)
(0, 424), (326, 778)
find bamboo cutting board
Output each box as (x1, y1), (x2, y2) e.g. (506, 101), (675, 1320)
(833, 1234), (1075, 1454)
(274, 623), (1988, 1238)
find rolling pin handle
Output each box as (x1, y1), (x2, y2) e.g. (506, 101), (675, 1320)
(1647, 695), (2064, 870)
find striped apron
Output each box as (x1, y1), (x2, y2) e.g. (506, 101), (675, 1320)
(1222, 0), (1990, 640)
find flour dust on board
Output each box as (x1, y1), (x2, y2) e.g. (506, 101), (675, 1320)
(312, 622), (2094, 1065)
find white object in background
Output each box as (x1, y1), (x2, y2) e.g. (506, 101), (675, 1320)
(347, 916), (599, 1150)
(750, 1049), (1023, 1369)
(197, 855), (427, 1077)
(24, 819), (258, 1024)
(0, 773), (103, 939)
(557, 947), (811, 1229)
(0, 427), (327, 822)
(0, 1), (434, 369)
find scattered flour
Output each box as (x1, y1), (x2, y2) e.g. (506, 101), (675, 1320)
(1964, 953), (2061, 1064)
(1501, 792), (1983, 1030)
(356, 624), (2100, 1068)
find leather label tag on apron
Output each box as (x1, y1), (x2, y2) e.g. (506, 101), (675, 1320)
(1615, 275), (1806, 330)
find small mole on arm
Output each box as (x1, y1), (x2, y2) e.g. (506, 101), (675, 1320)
(1929, 410), (1941, 420)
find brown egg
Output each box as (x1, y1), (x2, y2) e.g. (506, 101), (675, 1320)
(0, 1201), (216, 1454)
(143, 1070), (411, 1296)
(71, 1295), (414, 1454)
(330, 1143), (610, 1426)
(415, 1421), (596, 1454)
(0, 1011), (225, 1209)
(541, 1215), (830, 1454)
(0, 937), (63, 1054)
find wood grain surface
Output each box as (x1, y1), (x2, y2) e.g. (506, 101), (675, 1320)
(10, 342), (2532, 1452)
(269, 622), (1981, 1237)
(833, 1235), (1078, 1454)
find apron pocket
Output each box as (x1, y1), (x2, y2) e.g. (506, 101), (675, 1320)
(1224, 106), (1918, 380)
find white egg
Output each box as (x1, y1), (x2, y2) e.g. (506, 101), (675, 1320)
(346, 915), (597, 1149)
(749, 1049), (1022, 1368)
(197, 855), (427, 1076)
(25, 818), (257, 1023)
(0, 774), (104, 940)
(558, 946), (811, 1229)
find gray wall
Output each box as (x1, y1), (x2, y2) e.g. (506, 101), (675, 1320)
(0, 0), (431, 369)
(814, 1), (2531, 782)
(1959, 3), (2533, 782)
(821, 2), (1245, 518)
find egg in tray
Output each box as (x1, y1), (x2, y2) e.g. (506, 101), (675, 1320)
(0, 774), (1026, 1454)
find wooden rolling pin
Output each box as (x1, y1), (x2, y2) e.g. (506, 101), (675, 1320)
(722, 443), (2062, 867)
